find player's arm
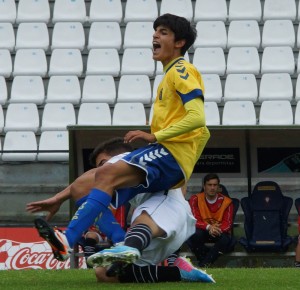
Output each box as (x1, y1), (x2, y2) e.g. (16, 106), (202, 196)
(154, 98), (205, 142)
(25, 185), (72, 220)
(219, 202), (234, 233)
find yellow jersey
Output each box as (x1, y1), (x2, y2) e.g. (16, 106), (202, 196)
(151, 57), (210, 184)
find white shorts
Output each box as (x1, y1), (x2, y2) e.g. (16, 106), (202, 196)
(130, 188), (196, 266)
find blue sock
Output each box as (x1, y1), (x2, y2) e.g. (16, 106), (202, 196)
(95, 208), (126, 244)
(65, 188), (111, 248)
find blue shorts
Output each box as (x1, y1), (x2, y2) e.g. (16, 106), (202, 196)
(111, 143), (184, 208)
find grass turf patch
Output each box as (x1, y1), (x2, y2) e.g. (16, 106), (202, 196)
(0, 268), (299, 290)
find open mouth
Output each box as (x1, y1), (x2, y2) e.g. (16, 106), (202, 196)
(153, 43), (161, 52)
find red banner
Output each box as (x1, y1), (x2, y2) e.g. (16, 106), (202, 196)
(0, 228), (86, 270)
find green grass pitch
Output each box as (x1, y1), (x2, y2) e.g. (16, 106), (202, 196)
(0, 268), (299, 290)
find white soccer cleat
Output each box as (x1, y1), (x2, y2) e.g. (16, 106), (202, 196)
(87, 245), (140, 268)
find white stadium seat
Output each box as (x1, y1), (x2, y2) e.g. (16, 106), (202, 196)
(118, 75), (151, 104)
(124, 0), (158, 22)
(77, 103), (111, 125)
(89, 0), (122, 23)
(51, 22), (85, 51)
(204, 102), (220, 125)
(227, 20), (260, 48)
(222, 101), (256, 125)
(0, 76), (7, 105)
(224, 74), (258, 102)
(0, 0), (16, 23)
(46, 75), (81, 104)
(193, 47), (226, 76)
(52, 0), (87, 23)
(2, 131), (37, 162)
(226, 47), (260, 75)
(13, 49), (47, 77)
(16, 0), (50, 23)
(295, 101), (300, 125)
(121, 48), (155, 76)
(202, 74), (222, 103)
(194, 0), (227, 22)
(259, 73), (293, 102)
(0, 49), (12, 78)
(261, 46), (295, 75)
(88, 22), (122, 51)
(15, 22), (49, 51)
(160, 0), (193, 22)
(38, 131), (69, 161)
(263, 0), (296, 21)
(48, 49), (83, 76)
(86, 49), (120, 76)
(295, 75), (300, 102)
(4, 103), (39, 132)
(123, 22), (153, 49)
(0, 105), (4, 132)
(41, 103), (76, 131)
(10, 76), (45, 104)
(262, 20), (295, 48)
(259, 100), (293, 125)
(194, 21), (227, 49)
(228, 0), (262, 21)
(0, 23), (15, 51)
(82, 75), (116, 104)
(112, 102), (146, 125)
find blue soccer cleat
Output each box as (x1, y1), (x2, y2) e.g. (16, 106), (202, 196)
(174, 256), (216, 283)
(87, 245), (141, 268)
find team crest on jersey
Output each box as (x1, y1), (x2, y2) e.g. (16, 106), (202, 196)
(159, 88), (163, 100)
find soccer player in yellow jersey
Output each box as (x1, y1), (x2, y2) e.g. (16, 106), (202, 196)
(34, 13), (210, 271)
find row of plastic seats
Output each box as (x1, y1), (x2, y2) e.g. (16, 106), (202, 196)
(0, 102), (148, 134)
(205, 100), (300, 126)
(2, 73), (300, 107)
(0, 19), (298, 52)
(194, 46), (299, 76)
(0, 21), (154, 52)
(204, 73), (300, 103)
(2, 45), (300, 78)
(0, 48), (161, 78)
(0, 130), (69, 162)
(1, 100), (300, 135)
(2, 19), (300, 53)
(1, 0), (299, 24)
(0, 75), (154, 105)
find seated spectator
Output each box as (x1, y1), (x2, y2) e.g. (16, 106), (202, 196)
(187, 173), (234, 267)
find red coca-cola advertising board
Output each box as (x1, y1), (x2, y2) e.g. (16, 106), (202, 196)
(0, 227), (87, 270)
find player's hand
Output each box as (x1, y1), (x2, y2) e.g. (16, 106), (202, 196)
(208, 225), (222, 237)
(124, 130), (156, 143)
(25, 196), (62, 221)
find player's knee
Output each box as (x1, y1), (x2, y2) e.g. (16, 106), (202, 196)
(94, 165), (116, 185)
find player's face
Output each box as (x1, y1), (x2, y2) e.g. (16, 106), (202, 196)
(95, 152), (112, 167)
(203, 179), (219, 199)
(152, 25), (185, 67)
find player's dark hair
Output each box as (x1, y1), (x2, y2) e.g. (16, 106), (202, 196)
(153, 13), (197, 55)
(89, 137), (133, 167)
(203, 173), (220, 185)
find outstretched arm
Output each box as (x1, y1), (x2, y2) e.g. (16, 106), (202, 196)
(26, 185), (72, 221)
